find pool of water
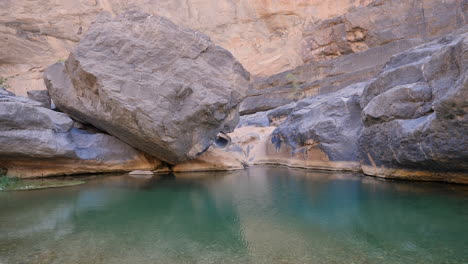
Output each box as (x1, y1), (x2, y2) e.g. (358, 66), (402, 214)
(1, 166), (467, 264)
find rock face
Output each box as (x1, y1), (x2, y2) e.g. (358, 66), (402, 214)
(1, 0), (374, 95)
(271, 82), (366, 169)
(172, 146), (246, 172)
(206, 83), (366, 172)
(301, 0), (467, 63)
(0, 88), (163, 178)
(359, 32), (468, 184)
(5, 0), (466, 95)
(45, 11), (250, 165)
(238, 0), (468, 115)
(242, 83), (365, 171)
(240, 38), (422, 114)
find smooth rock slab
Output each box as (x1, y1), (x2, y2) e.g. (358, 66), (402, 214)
(45, 11), (250, 165)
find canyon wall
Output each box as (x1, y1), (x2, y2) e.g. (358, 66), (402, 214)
(0, 0), (374, 95)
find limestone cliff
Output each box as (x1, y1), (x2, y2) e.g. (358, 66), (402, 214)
(1, 0), (374, 95)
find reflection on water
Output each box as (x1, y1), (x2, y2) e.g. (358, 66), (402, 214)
(0, 167), (467, 264)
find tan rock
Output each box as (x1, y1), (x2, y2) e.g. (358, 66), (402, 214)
(1, 0), (373, 95)
(129, 170), (154, 176)
(173, 146), (246, 172)
(3, 157), (162, 179)
(301, 0), (467, 63)
(226, 125), (361, 172)
(180, 125), (360, 173)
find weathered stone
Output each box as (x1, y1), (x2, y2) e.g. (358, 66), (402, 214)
(240, 38), (423, 114)
(5, 0), (467, 96)
(44, 11), (250, 165)
(301, 0), (467, 63)
(0, 90), (163, 178)
(205, 82), (367, 172)
(268, 82), (368, 171)
(172, 146), (246, 172)
(359, 31), (468, 184)
(237, 111), (270, 128)
(1, 0), (377, 95)
(27, 90), (51, 108)
(362, 82), (433, 125)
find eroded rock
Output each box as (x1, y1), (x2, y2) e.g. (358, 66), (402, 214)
(45, 11), (250, 165)
(267, 82), (368, 171)
(27, 90), (51, 109)
(301, 0), (467, 63)
(0, 89), (163, 178)
(240, 38), (423, 115)
(1, 0), (377, 95)
(359, 31), (468, 184)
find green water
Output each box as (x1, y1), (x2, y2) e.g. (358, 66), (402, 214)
(0, 167), (467, 264)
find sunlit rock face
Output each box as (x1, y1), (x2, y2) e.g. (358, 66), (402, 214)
(1, 0), (374, 95)
(239, 0), (468, 115)
(359, 31), (468, 184)
(2, 0), (466, 95)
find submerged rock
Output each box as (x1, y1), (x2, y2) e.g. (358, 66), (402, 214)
(45, 11), (250, 165)
(0, 89), (163, 178)
(359, 32), (468, 184)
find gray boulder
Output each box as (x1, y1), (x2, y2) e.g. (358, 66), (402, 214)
(272, 82), (367, 163)
(359, 31), (468, 183)
(45, 11), (250, 164)
(0, 90), (162, 178)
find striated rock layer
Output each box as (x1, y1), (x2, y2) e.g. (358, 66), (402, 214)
(0, 88), (163, 178)
(45, 11), (250, 165)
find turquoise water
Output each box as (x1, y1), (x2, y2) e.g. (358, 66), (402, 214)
(0, 166), (467, 264)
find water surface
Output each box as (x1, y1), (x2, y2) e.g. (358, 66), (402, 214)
(1, 166), (467, 264)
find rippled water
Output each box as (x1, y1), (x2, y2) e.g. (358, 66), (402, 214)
(1, 166), (467, 264)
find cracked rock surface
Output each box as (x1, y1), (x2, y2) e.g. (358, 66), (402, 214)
(45, 11), (250, 164)
(359, 32), (468, 183)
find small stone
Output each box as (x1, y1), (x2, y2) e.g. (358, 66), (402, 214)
(129, 170), (154, 176)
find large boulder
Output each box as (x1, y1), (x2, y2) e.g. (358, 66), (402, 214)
(45, 11), (250, 165)
(0, 89), (163, 178)
(265, 82), (367, 171)
(359, 31), (468, 184)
